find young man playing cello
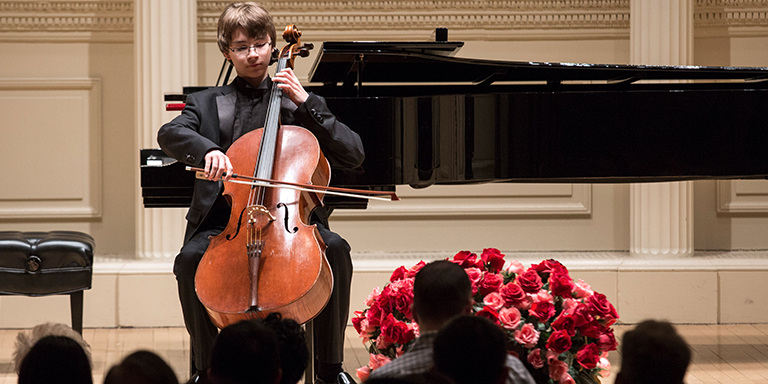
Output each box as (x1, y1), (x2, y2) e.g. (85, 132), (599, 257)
(157, 3), (364, 383)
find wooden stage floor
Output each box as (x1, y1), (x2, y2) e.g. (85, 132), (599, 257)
(2, 324), (768, 384)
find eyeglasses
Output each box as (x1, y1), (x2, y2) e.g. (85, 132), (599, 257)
(229, 41), (271, 57)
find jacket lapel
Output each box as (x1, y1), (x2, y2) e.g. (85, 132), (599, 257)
(216, 90), (237, 138)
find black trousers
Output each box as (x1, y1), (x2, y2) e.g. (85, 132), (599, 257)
(174, 219), (353, 374)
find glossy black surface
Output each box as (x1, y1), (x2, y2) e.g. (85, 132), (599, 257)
(144, 41), (768, 208)
(322, 88), (768, 188)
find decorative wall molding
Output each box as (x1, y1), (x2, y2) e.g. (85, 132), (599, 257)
(351, 248), (768, 272)
(0, 0), (765, 41)
(333, 183), (592, 218)
(0, 78), (102, 220)
(197, 0), (631, 40)
(717, 179), (768, 213)
(695, 0), (768, 36)
(0, 1), (133, 42)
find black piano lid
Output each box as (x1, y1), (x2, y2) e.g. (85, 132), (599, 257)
(308, 41), (768, 86)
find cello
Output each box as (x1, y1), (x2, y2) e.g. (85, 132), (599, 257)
(194, 25), (333, 328)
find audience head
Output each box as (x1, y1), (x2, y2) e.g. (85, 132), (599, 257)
(432, 316), (508, 384)
(209, 319), (282, 384)
(17, 335), (93, 384)
(13, 322), (91, 374)
(617, 319), (691, 384)
(261, 313), (309, 384)
(412, 260), (472, 330)
(365, 374), (456, 384)
(104, 350), (178, 384)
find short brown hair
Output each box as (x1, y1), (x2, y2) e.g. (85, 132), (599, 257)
(217, 2), (276, 53)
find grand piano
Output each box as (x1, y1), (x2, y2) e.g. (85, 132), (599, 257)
(141, 38), (768, 209)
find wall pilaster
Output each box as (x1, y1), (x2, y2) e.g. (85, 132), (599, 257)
(629, 0), (694, 258)
(135, 0), (197, 259)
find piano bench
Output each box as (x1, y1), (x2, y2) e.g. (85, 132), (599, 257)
(0, 231), (94, 334)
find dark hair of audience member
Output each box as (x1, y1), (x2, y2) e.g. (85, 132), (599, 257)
(262, 312), (309, 384)
(618, 319), (691, 384)
(412, 260), (472, 327)
(209, 319), (282, 384)
(103, 350), (178, 384)
(367, 371), (458, 384)
(432, 316), (507, 384)
(18, 335), (93, 384)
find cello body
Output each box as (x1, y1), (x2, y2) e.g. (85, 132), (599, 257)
(195, 125), (333, 328)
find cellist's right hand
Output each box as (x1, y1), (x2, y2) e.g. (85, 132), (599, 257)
(204, 149), (233, 181)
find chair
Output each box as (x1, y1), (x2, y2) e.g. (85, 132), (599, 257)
(0, 231), (94, 334)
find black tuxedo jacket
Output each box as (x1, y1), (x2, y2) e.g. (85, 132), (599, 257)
(158, 79), (365, 243)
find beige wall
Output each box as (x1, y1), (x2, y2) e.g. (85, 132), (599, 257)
(0, 37), (136, 257)
(1, 0), (768, 327)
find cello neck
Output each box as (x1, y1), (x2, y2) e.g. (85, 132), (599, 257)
(253, 57), (288, 182)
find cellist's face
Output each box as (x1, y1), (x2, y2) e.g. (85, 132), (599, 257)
(223, 27), (273, 87)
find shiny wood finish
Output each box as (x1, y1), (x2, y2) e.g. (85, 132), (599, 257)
(195, 126), (333, 327)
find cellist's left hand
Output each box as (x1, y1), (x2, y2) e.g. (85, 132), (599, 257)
(273, 67), (308, 106)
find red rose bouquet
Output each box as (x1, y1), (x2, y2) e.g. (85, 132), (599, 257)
(352, 249), (619, 384)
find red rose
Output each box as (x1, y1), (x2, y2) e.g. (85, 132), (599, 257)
(366, 301), (384, 327)
(516, 269), (543, 294)
(389, 266), (407, 282)
(578, 322), (603, 339)
(380, 313), (416, 345)
(549, 272), (575, 298)
(453, 251), (484, 269)
(532, 259), (566, 275)
(576, 343), (600, 369)
(529, 301), (555, 322)
(476, 306), (500, 323)
(597, 328), (618, 352)
(393, 292), (413, 319)
(545, 329), (573, 354)
(587, 292), (619, 326)
(352, 311), (365, 334)
(572, 303), (594, 328)
(499, 282), (527, 307)
(386, 279), (414, 319)
(480, 248), (506, 273)
(453, 250), (473, 262)
(551, 311), (577, 336)
(479, 273), (504, 296)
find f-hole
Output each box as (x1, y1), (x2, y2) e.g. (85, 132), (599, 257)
(277, 203), (298, 233)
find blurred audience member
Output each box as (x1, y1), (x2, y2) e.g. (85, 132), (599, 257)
(104, 350), (178, 384)
(262, 313), (309, 384)
(616, 319), (691, 384)
(17, 335), (93, 384)
(208, 319), (282, 384)
(433, 315), (508, 384)
(13, 322), (91, 374)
